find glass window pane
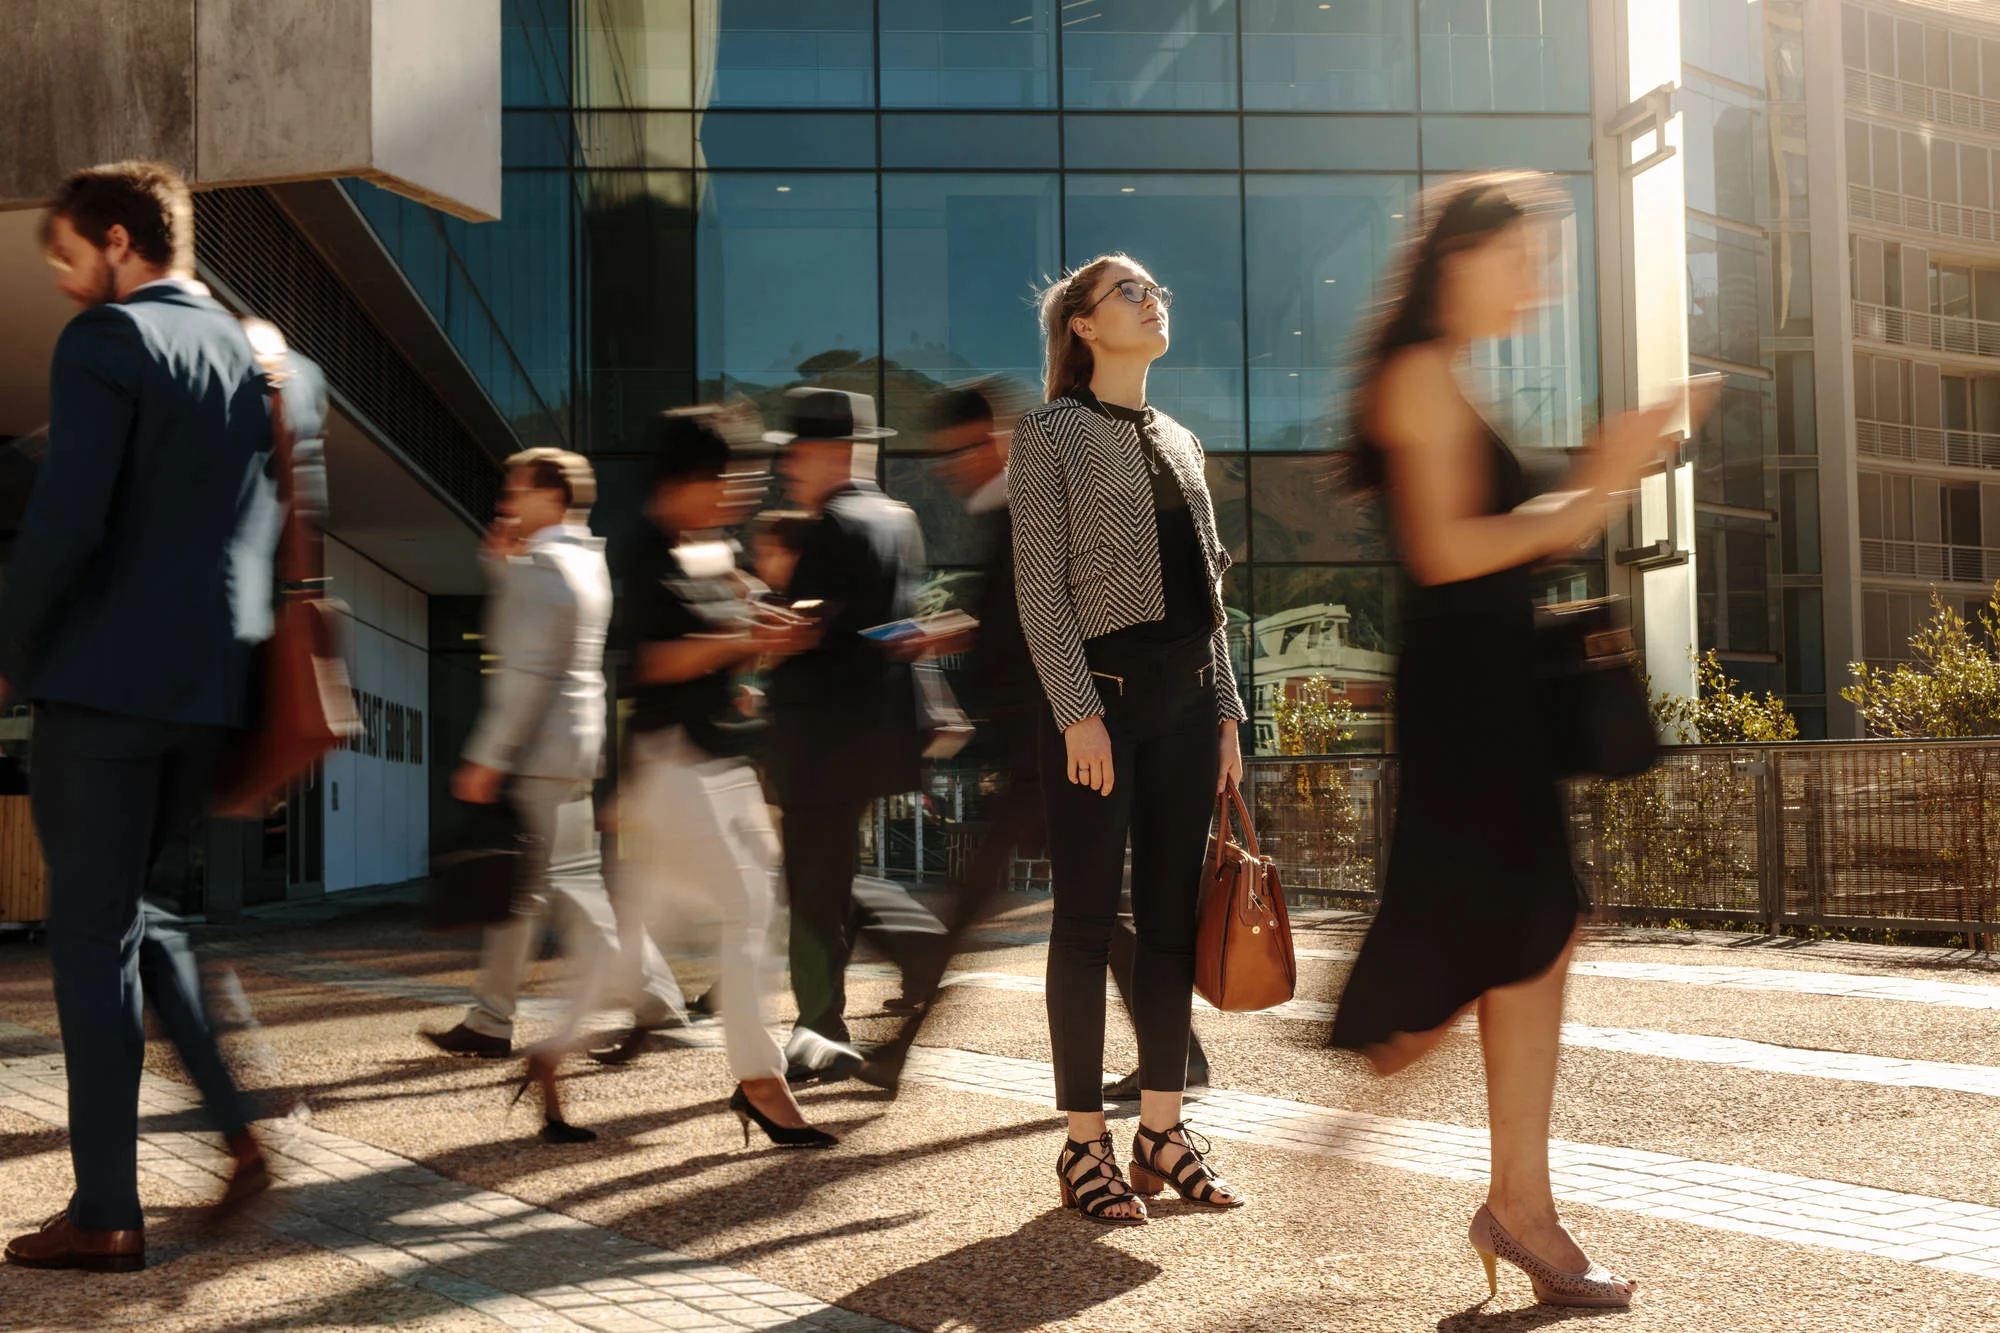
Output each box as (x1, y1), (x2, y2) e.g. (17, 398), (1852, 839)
(1210, 454), (1248, 561)
(1784, 587), (1824, 694)
(1242, 0), (1417, 111)
(695, 113), (876, 168)
(1774, 233), (1812, 335)
(1687, 221), (1767, 367)
(1775, 352), (1816, 454)
(1249, 566), (1397, 754)
(580, 0), (693, 108)
(1243, 115), (1420, 171)
(1247, 175), (1411, 451)
(579, 111), (695, 169)
(505, 111), (575, 168)
(880, 174), (1059, 433)
(880, 0), (1056, 108)
(583, 172), (696, 451)
(1419, 116), (1592, 172)
(1065, 175), (1245, 449)
(1061, 0), (1240, 110)
(1418, 0), (1589, 112)
(883, 457), (990, 564)
(1457, 178), (1597, 451)
(1692, 373), (1769, 510)
(504, 0), (574, 108)
(1064, 115), (1241, 171)
(1252, 456), (1391, 560)
(881, 113), (1061, 169)
(696, 174), (879, 401)
(1780, 469), (1821, 574)
(705, 0), (874, 108)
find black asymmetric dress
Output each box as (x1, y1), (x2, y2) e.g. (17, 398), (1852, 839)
(1328, 425), (1588, 1054)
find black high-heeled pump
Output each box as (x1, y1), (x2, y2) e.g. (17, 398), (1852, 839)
(512, 1056), (598, 1144)
(729, 1085), (837, 1149)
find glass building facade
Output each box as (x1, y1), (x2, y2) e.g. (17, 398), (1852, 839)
(364, 0), (1606, 755)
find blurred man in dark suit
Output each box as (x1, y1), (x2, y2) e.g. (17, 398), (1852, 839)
(0, 163), (321, 1271)
(765, 388), (942, 1081)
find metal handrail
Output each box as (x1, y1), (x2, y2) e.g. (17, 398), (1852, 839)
(1857, 418), (2000, 470)
(1845, 65), (2000, 138)
(1860, 536), (2000, 582)
(1853, 300), (2000, 359)
(1848, 182), (2000, 245)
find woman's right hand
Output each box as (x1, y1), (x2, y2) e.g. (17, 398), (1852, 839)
(1577, 404), (1677, 499)
(1064, 715), (1114, 795)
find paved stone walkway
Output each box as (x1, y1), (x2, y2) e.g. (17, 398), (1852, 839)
(207, 946), (2000, 1103)
(0, 1022), (902, 1333)
(898, 1046), (2000, 1279)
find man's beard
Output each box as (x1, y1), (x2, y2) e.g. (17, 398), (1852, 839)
(76, 258), (118, 308)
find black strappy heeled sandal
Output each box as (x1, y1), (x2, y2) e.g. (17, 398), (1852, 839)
(1129, 1121), (1242, 1208)
(1057, 1132), (1148, 1225)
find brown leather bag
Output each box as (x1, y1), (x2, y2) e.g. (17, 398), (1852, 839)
(212, 321), (361, 817)
(1194, 776), (1296, 1012)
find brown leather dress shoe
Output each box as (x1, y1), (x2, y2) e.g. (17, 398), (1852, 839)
(206, 1131), (273, 1228)
(5, 1213), (144, 1272)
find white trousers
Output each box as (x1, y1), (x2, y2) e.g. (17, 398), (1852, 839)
(463, 776), (686, 1045)
(618, 728), (787, 1082)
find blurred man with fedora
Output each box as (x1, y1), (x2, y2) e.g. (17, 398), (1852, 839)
(764, 387), (944, 1082)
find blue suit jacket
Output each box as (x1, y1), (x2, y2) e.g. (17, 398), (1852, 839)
(0, 281), (327, 728)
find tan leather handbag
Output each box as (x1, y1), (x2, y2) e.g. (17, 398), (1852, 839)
(1195, 776), (1296, 1012)
(213, 321), (361, 817)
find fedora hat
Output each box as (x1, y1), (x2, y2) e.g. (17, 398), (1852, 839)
(762, 386), (897, 445)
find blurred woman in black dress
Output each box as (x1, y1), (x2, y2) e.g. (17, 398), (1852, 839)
(1331, 172), (1680, 1309)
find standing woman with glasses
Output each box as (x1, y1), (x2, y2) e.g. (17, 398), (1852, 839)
(1011, 254), (1248, 1224)
(1330, 173), (1681, 1307)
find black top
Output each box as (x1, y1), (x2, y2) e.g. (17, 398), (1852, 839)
(1329, 422), (1583, 1055)
(624, 534), (764, 758)
(1075, 389), (1211, 646)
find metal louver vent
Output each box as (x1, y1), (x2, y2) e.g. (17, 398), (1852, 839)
(192, 187), (500, 522)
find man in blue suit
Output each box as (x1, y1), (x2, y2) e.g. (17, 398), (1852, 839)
(0, 162), (323, 1271)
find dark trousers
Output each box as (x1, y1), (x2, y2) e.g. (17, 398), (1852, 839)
(1041, 636), (1218, 1112)
(783, 794), (943, 1043)
(31, 703), (252, 1232)
(1111, 910), (1209, 1073)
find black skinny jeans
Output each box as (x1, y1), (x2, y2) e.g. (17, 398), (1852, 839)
(1040, 632), (1219, 1112)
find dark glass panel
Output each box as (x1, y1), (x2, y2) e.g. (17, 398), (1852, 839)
(1784, 586), (1824, 695)
(1242, 0), (1417, 111)
(579, 112), (696, 169)
(707, 0), (874, 108)
(1242, 116), (1420, 171)
(1417, 0), (1589, 112)
(880, 0), (1056, 108)
(1251, 456), (1389, 561)
(1246, 175), (1411, 451)
(695, 113), (876, 168)
(504, 0), (574, 108)
(879, 174), (1059, 436)
(1061, 0), (1240, 110)
(695, 174), (879, 405)
(505, 111), (575, 168)
(582, 172), (697, 452)
(1418, 116), (1592, 172)
(1065, 175), (1245, 449)
(1209, 454), (1248, 562)
(881, 114), (1061, 169)
(1779, 469), (1821, 574)
(1063, 115), (1241, 171)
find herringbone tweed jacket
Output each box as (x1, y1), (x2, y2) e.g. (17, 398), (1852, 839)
(1008, 394), (1247, 732)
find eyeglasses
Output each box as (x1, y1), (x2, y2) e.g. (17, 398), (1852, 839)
(1080, 279), (1172, 315)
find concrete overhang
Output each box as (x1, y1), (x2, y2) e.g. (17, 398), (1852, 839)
(1, 0), (500, 223)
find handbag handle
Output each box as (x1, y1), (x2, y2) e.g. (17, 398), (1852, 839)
(1211, 775), (1261, 860)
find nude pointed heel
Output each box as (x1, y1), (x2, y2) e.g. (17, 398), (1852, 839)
(1468, 1204), (1634, 1309)
(1476, 1246), (1499, 1296)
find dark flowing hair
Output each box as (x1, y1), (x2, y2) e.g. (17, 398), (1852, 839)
(1035, 253), (1142, 403)
(1338, 171), (1569, 493)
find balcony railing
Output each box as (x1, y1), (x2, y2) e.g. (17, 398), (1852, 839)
(1853, 299), (2000, 359)
(1849, 182), (2000, 246)
(1846, 65), (2000, 137)
(1856, 418), (2000, 470)
(1860, 536), (2000, 582)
